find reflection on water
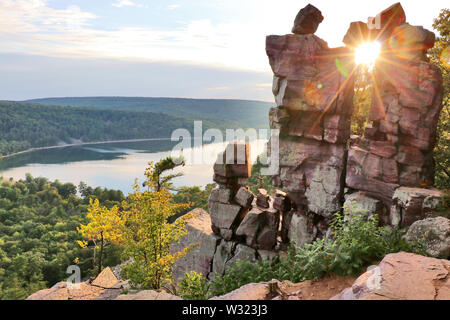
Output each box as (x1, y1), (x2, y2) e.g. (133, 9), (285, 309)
(0, 139), (267, 195)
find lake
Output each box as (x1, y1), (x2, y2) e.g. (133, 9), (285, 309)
(0, 139), (267, 195)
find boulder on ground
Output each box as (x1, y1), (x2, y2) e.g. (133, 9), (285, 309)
(332, 252), (450, 300)
(405, 217), (450, 258)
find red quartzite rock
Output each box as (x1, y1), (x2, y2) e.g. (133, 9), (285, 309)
(368, 2), (406, 41)
(332, 252), (450, 300)
(343, 21), (369, 47)
(235, 187), (255, 209)
(390, 187), (443, 227)
(291, 4), (324, 35)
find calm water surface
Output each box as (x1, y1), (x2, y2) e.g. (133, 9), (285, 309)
(0, 139), (266, 195)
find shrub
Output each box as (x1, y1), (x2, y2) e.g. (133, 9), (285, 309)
(178, 271), (211, 300)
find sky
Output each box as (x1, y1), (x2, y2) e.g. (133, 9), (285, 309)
(0, 0), (447, 101)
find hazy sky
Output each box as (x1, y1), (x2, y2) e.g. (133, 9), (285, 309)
(0, 0), (447, 101)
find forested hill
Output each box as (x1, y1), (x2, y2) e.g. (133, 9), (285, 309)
(0, 101), (218, 157)
(25, 97), (272, 129)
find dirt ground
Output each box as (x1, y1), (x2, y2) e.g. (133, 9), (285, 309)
(272, 275), (359, 300)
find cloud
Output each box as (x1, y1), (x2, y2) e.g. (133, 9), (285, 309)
(0, 0), (96, 33)
(2, 0), (444, 74)
(168, 4), (181, 10)
(0, 1), (271, 72)
(0, 53), (273, 101)
(112, 0), (143, 8)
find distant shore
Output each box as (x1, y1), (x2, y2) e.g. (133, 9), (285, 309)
(0, 138), (173, 160)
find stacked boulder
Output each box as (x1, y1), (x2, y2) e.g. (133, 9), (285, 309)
(208, 143), (253, 240)
(344, 2), (444, 227)
(206, 143), (290, 277)
(266, 3), (355, 246)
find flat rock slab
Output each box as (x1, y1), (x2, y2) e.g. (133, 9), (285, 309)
(332, 252), (450, 300)
(171, 208), (220, 283)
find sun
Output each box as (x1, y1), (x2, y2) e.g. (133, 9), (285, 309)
(355, 41), (381, 66)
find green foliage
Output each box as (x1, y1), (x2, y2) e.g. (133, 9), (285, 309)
(429, 9), (450, 189)
(246, 156), (275, 195)
(210, 207), (427, 297)
(171, 183), (216, 221)
(77, 199), (126, 275)
(119, 160), (196, 290)
(435, 190), (450, 218)
(210, 259), (290, 297)
(143, 156), (185, 192)
(0, 101), (212, 157)
(26, 97), (272, 130)
(178, 271), (211, 300)
(351, 65), (373, 136)
(0, 175), (123, 299)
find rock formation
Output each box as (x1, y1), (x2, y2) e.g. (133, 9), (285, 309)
(190, 2), (446, 279)
(25, 2), (448, 300)
(344, 3), (443, 227)
(267, 1), (444, 242)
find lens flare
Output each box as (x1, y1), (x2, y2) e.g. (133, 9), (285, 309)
(355, 41), (381, 66)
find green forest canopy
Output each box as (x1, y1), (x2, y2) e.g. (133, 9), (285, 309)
(0, 100), (219, 157)
(25, 97), (272, 130)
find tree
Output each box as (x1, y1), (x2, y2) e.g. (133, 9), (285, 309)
(143, 156), (185, 192)
(246, 155), (275, 195)
(77, 198), (125, 275)
(429, 9), (450, 189)
(352, 64), (373, 136)
(120, 169), (196, 290)
(171, 183), (217, 222)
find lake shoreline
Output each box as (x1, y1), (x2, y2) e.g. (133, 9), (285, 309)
(0, 138), (173, 160)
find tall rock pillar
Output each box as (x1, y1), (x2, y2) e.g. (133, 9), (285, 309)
(345, 3), (444, 226)
(266, 4), (355, 245)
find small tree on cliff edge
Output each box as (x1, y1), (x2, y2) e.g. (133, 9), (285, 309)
(143, 156), (185, 192)
(120, 178), (197, 290)
(121, 156), (196, 290)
